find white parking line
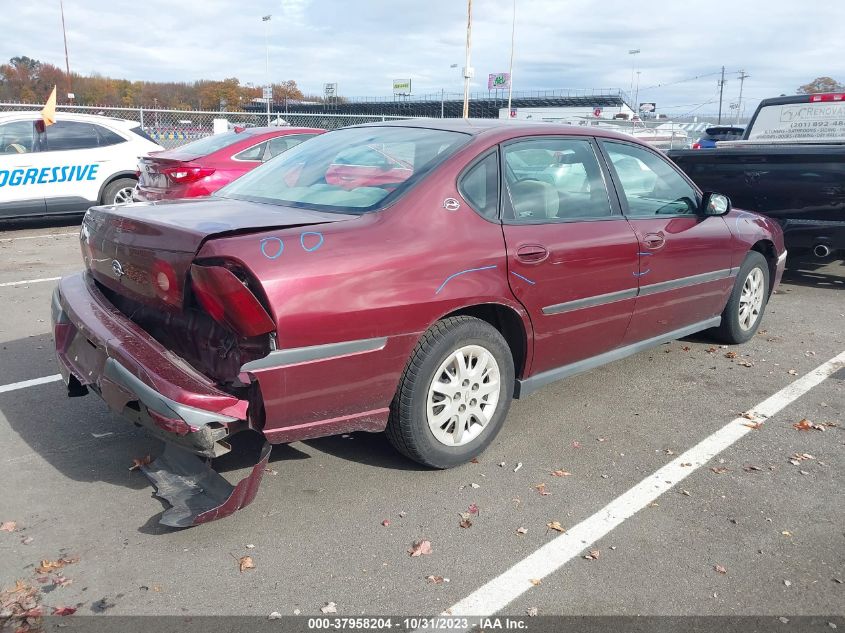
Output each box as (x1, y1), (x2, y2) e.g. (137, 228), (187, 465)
(0, 232), (77, 243)
(0, 374), (63, 394)
(443, 350), (845, 622)
(0, 276), (61, 288)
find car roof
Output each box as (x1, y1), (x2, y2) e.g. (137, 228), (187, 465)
(351, 117), (639, 143)
(240, 126), (325, 136)
(0, 110), (140, 128)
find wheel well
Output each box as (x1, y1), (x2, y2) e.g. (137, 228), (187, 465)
(750, 239), (777, 296)
(97, 171), (138, 204)
(443, 304), (528, 378)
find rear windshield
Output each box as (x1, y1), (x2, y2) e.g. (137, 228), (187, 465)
(216, 126), (470, 213)
(748, 101), (845, 142)
(163, 131), (247, 158)
(703, 127), (744, 141)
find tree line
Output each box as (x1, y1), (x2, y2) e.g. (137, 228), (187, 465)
(0, 56), (324, 110)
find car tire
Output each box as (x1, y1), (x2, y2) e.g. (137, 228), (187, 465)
(101, 178), (137, 205)
(386, 316), (515, 469)
(714, 251), (770, 344)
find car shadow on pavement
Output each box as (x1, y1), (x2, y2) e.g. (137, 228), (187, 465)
(0, 216), (82, 233)
(782, 257), (845, 290)
(303, 432), (430, 471)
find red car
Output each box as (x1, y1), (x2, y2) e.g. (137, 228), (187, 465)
(133, 126), (324, 201)
(53, 120), (786, 526)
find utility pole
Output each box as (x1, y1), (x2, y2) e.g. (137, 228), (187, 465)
(717, 66), (726, 124)
(59, 0), (72, 102)
(506, 0), (516, 117)
(462, 0), (473, 119)
(736, 70), (749, 124)
(262, 15), (272, 125)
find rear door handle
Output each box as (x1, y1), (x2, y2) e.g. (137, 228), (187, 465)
(516, 245), (549, 263)
(643, 233), (665, 249)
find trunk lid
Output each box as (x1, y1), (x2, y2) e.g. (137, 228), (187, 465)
(81, 197), (353, 309)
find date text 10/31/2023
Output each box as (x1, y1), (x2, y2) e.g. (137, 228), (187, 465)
(305, 617), (528, 630)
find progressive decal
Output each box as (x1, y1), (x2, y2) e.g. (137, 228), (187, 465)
(0, 164), (101, 188)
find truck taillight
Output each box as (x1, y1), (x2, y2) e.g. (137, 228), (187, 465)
(809, 93), (845, 102)
(190, 264), (275, 337)
(162, 165), (215, 184)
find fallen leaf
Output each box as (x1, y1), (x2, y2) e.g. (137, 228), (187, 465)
(52, 575), (72, 587)
(550, 469), (572, 477)
(426, 575), (446, 585)
(467, 503), (479, 516)
(470, 457), (479, 464)
(0, 521), (16, 532)
(534, 483), (551, 496)
(710, 467), (730, 474)
(530, 578), (542, 586)
(458, 513), (473, 529)
(724, 351), (737, 359)
(714, 564), (727, 574)
(782, 531), (792, 537)
(238, 556), (255, 572)
(744, 422), (764, 430)
(35, 557), (79, 574)
(129, 455), (152, 471)
(546, 521), (565, 533)
(516, 527), (528, 535)
(738, 360), (754, 367)
(408, 539), (432, 557)
(321, 602), (337, 614)
(381, 520), (390, 527)
(743, 465), (763, 472)
(793, 418), (823, 431)
(571, 441), (582, 449)
(52, 606), (76, 616)
(584, 549), (600, 560)
(20, 536), (33, 545)
(706, 347), (717, 353)
(682, 346), (691, 351)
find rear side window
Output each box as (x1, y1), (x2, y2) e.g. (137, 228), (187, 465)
(459, 152), (499, 219)
(0, 120), (35, 154)
(266, 134), (315, 160)
(502, 138), (613, 222)
(234, 141), (268, 161)
(44, 121), (99, 151)
(164, 131), (246, 159)
(131, 127), (157, 143)
(95, 126), (127, 147)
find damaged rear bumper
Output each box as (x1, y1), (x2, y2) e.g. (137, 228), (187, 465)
(52, 273), (269, 526)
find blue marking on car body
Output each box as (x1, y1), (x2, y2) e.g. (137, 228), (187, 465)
(637, 252), (654, 256)
(435, 265), (498, 295)
(510, 271), (536, 285)
(633, 269), (651, 277)
(300, 231), (324, 252)
(260, 237), (284, 260)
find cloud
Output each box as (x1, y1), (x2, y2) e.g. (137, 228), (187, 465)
(4, 0), (845, 116)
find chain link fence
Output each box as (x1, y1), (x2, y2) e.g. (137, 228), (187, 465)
(0, 102), (413, 149)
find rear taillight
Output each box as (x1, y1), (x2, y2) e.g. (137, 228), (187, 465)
(809, 93), (845, 102)
(162, 165), (216, 184)
(152, 259), (181, 307)
(190, 264), (275, 337)
(691, 143), (701, 149)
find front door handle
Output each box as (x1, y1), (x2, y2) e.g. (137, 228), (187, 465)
(516, 245), (549, 263)
(642, 232), (665, 249)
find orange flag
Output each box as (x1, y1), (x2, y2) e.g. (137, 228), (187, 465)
(40, 86), (57, 126)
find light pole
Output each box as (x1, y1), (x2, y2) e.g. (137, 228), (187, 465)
(506, 0), (516, 117)
(628, 48), (640, 112)
(442, 63), (459, 118)
(262, 15), (272, 125)
(462, 0), (473, 119)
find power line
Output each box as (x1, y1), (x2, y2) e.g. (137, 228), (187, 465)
(639, 69), (741, 93)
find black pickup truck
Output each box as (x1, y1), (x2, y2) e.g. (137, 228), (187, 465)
(669, 94), (845, 260)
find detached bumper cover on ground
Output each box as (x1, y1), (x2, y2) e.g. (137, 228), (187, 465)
(52, 272), (268, 526)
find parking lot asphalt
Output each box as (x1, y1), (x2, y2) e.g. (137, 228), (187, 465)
(0, 220), (842, 620)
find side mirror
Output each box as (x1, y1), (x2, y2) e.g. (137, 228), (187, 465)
(702, 191), (731, 216)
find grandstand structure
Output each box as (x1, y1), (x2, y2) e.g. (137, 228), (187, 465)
(249, 88), (633, 119)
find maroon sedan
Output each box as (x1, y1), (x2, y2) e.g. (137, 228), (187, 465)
(133, 126), (324, 201)
(53, 120), (786, 526)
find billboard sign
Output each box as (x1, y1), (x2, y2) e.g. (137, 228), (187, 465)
(393, 79), (412, 96)
(488, 73), (511, 90)
(639, 102), (657, 113)
(324, 83), (337, 98)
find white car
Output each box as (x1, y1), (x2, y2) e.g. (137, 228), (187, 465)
(0, 111), (163, 219)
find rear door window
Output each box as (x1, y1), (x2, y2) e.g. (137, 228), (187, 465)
(44, 121), (101, 151)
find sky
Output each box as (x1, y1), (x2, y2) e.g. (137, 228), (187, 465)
(4, 0), (845, 118)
